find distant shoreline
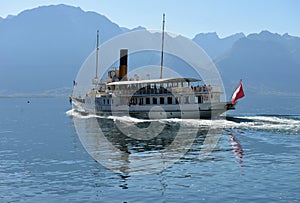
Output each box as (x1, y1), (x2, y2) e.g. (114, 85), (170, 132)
(0, 94), (69, 99)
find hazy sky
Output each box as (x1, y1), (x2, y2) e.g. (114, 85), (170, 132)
(0, 0), (299, 38)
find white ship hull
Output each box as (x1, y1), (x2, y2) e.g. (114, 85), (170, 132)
(72, 96), (234, 119)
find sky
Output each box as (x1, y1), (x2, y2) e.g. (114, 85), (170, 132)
(0, 0), (299, 38)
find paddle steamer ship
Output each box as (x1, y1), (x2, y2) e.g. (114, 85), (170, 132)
(71, 16), (244, 119)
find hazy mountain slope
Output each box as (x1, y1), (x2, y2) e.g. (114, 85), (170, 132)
(217, 31), (300, 96)
(0, 4), (123, 94)
(193, 32), (245, 60)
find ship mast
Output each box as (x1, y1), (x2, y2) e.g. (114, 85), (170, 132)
(160, 13), (165, 79)
(93, 30), (100, 86)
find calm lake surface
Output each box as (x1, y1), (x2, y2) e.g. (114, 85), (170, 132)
(0, 97), (299, 202)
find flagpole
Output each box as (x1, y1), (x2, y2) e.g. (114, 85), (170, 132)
(160, 13), (165, 80)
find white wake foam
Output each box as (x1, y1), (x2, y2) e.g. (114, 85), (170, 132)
(224, 115), (300, 134)
(66, 108), (300, 134)
(66, 109), (104, 119)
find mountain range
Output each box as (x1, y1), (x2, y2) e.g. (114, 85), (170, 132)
(0, 4), (299, 105)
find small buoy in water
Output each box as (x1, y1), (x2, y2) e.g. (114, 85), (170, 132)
(27, 101), (30, 104)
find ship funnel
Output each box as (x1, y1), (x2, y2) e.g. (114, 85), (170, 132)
(119, 49), (128, 80)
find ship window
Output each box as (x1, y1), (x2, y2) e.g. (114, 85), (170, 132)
(175, 97), (179, 104)
(160, 97), (164, 104)
(185, 96), (189, 104)
(103, 99), (105, 104)
(197, 96), (202, 103)
(153, 97), (157, 104)
(168, 97), (172, 104)
(146, 97), (150, 104)
(107, 99), (109, 104)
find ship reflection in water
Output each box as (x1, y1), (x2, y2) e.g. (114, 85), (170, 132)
(71, 110), (225, 175)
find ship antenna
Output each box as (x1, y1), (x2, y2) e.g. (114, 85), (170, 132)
(93, 30), (100, 86)
(160, 13), (165, 79)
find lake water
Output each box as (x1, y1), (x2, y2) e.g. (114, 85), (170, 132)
(0, 97), (299, 202)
